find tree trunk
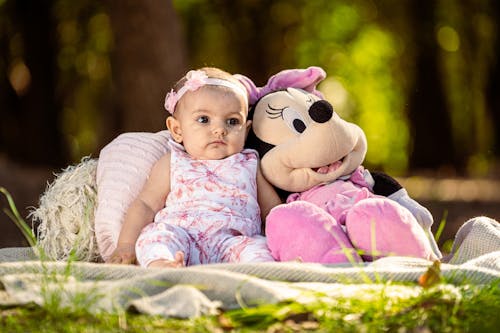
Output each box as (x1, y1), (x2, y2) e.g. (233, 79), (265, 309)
(0, 0), (67, 166)
(486, 1), (500, 159)
(407, 0), (458, 172)
(104, 0), (187, 143)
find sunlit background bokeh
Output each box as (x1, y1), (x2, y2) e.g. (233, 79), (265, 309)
(1, 0), (498, 177)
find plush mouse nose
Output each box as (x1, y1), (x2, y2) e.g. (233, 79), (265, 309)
(309, 100), (333, 123)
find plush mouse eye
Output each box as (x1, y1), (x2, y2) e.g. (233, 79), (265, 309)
(282, 107), (307, 134)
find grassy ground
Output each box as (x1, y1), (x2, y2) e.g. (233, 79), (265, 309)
(1, 279), (499, 332)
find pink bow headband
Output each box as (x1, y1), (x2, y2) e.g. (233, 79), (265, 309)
(164, 70), (248, 113)
(234, 66), (327, 105)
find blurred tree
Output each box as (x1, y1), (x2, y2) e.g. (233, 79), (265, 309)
(173, 0), (302, 84)
(53, 0), (113, 161)
(407, 0), (457, 172)
(1, 0), (187, 164)
(432, 0), (498, 175)
(0, 0), (67, 166)
(210, 0), (302, 84)
(105, 0), (187, 141)
(486, 1), (500, 160)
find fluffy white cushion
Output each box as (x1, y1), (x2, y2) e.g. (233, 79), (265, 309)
(30, 158), (100, 262)
(95, 131), (170, 261)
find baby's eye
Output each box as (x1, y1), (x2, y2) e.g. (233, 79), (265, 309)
(226, 118), (240, 126)
(197, 116), (209, 124)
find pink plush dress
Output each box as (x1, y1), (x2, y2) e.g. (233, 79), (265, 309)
(135, 140), (274, 267)
(286, 167), (375, 225)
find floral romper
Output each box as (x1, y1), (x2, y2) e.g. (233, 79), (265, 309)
(135, 139), (274, 267)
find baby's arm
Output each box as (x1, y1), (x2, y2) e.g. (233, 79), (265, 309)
(108, 153), (172, 264)
(256, 164), (282, 221)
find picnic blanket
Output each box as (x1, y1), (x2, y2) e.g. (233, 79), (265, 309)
(0, 216), (499, 319)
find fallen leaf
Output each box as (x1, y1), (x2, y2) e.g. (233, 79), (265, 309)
(418, 260), (442, 288)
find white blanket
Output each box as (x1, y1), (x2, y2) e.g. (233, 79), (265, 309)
(0, 246), (498, 319)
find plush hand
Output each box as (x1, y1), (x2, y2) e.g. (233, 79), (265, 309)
(108, 243), (136, 264)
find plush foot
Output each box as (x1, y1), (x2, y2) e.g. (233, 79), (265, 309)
(266, 201), (362, 264)
(387, 189), (441, 258)
(345, 198), (437, 261)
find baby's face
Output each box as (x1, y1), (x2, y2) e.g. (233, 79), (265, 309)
(168, 86), (250, 160)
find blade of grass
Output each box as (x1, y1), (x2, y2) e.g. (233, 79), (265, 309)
(434, 210), (448, 243)
(0, 187), (37, 248)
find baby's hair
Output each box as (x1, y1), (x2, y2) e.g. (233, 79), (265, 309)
(167, 67), (247, 116)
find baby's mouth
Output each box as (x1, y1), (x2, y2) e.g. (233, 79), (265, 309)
(313, 158), (344, 174)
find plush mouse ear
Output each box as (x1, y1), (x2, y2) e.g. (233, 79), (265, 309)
(234, 74), (260, 105)
(235, 66), (327, 105)
(262, 66), (326, 99)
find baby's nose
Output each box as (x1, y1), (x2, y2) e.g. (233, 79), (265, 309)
(213, 125), (227, 136)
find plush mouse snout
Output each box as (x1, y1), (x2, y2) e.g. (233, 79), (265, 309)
(309, 100), (333, 123)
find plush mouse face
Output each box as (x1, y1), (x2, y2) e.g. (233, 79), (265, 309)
(250, 87), (368, 192)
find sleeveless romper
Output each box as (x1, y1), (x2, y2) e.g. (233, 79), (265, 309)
(135, 139), (274, 267)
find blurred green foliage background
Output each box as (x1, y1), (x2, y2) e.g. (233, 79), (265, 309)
(1, 0), (499, 177)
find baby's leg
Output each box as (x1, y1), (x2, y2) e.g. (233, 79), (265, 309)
(135, 222), (191, 267)
(218, 234), (275, 263)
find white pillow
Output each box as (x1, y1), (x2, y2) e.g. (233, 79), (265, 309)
(95, 130), (170, 261)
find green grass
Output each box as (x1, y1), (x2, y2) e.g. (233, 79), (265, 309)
(1, 280), (499, 332)
(0, 306), (200, 332)
(221, 281), (500, 332)
(1, 187), (500, 332)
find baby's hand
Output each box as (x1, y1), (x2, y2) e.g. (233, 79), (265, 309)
(148, 251), (185, 268)
(108, 243), (136, 265)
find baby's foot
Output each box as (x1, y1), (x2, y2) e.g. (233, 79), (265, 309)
(148, 251), (185, 268)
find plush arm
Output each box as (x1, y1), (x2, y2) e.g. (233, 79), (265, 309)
(370, 171), (402, 196)
(256, 164), (283, 224)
